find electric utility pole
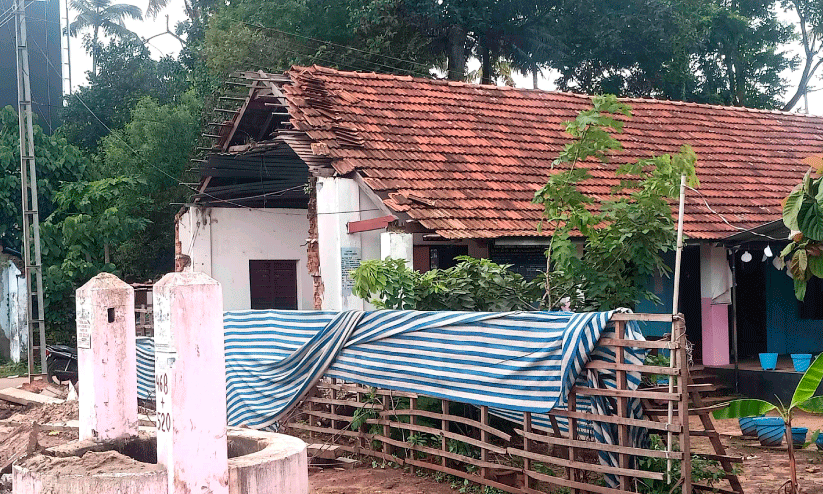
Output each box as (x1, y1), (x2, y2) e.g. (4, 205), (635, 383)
(15, 0), (48, 381)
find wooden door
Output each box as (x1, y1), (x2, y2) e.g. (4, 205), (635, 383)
(249, 260), (298, 309)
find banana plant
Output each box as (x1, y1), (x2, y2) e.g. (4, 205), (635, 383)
(713, 353), (823, 494)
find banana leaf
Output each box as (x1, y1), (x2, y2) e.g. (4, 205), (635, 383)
(798, 396), (823, 414)
(713, 399), (776, 419)
(791, 353), (823, 410)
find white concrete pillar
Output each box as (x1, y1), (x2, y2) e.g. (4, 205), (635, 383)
(154, 272), (228, 494)
(700, 244), (732, 366)
(380, 232), (413, 269)
(76, 272), (137, 441)
(316, 177), (365, 311)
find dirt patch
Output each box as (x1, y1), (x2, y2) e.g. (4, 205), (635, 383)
(310, 466), (459, 494)
(18, 381), (50, 394)
(18, 450), (162, 476)
(691, 412), (823, 494)
(5, 401), (78, 424)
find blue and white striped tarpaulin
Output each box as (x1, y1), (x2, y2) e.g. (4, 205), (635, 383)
(136, 310), (647, 426)
(135, 309), (650, 487)
(219, 309), (646, 429)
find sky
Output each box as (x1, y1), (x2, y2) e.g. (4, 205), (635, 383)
(65, 1), (823, 115)
(65, 0), (188, 90)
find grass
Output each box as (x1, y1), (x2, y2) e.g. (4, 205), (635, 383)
(0, 359), (28, 378)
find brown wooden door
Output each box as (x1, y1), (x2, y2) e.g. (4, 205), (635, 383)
(249, 260), (298, 309)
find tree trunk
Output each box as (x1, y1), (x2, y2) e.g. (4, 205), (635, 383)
(447, 24), (467, 81)
(92, 24), (99, 77)
(786, 415), (798, 494)
(480, 42), (492, 85)
(782, 56), (821, 112)
(104, 242), (110, 264)
(533, 69), (539, 89)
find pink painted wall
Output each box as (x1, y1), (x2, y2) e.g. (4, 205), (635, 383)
(701, 298), (730, 366)
(700, 245), (731, 366)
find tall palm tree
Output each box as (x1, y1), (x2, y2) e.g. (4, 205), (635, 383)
(69, 0), (143, 76)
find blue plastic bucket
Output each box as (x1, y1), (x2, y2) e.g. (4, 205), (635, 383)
(759, 353), (778, 371)
(791, 354), (812, 373)
(739, 416), (763, 437)
(817, 433), (823, 451)
(755, 417), (785, 446)
(792, 427), (808, 447)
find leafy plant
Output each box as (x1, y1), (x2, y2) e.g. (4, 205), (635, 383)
(532, 95), (698, 311)
(637, 435), (726, 494)
(643, 352), (672, 386)
(351, 387), (380, 431)
(781, 159), (823, 301)
(713, 353), (823, 494)
(352, 256), (543, 311)
(447, 439), (480, 459)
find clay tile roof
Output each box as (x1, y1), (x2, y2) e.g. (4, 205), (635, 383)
(282, 65), (823, 240)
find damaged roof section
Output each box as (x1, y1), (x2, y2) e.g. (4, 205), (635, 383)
(198, 65), (823, 240)
(195, 71), (329, 208)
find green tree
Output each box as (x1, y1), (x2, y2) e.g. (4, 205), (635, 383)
(531, 95), (698, 311)
(204, 0), (435, 78)
(551, 0), (795, 109)
(60, 38), (190, 150)
(550, 0), (685, 96)
(41, 177), (150, 341)
(96, 91), (203, 279)
(781, 0), (823, 111)
(41, 92), (201, 340)
(0, 107), (87, 252)
(398, 0), (559, 83)
(69, 0), (143, 76)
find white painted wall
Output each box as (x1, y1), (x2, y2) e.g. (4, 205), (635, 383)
(0, 259), (26, 362)
(316, 179), (390, 311)
(178, 207), (313, 311)
(317, 178), (365, 311)
(381, 232), (413, 267)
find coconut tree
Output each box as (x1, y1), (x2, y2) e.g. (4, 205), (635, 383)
(68, 0), (143, 76)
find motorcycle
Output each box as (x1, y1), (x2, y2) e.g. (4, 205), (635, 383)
(46, 344), (78, 385)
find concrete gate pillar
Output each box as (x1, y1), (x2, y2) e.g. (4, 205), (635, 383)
(380, 232), (413, 269)
(76, 272), (137, 441)
(154, 271), (228, 494)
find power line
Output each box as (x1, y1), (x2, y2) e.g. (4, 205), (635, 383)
(244, 22), (443, 79)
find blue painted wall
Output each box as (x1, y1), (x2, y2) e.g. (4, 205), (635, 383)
(765, 265), (823, 354)
(636, 252), (675, 338)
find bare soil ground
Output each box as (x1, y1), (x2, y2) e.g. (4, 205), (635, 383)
(310, 466), (458, 494)
(692, 412), (823, 494)
(0, 398), (820, 494)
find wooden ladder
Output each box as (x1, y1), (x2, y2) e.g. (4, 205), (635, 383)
(644, 373), (744, 494)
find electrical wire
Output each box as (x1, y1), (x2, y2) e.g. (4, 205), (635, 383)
(684, 185), (788, 242)
(244, 22), (442, 79)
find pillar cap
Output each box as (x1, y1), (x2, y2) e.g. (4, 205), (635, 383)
(77, 272), (132, 294)
(154, 271), (220, 289)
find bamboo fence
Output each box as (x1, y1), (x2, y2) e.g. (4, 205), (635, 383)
(285, 313), (742, 494)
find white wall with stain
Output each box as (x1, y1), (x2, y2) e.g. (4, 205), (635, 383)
(0, 259), (27, 362)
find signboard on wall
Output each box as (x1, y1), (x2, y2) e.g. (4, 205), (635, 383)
(341, 247), (361, 296)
